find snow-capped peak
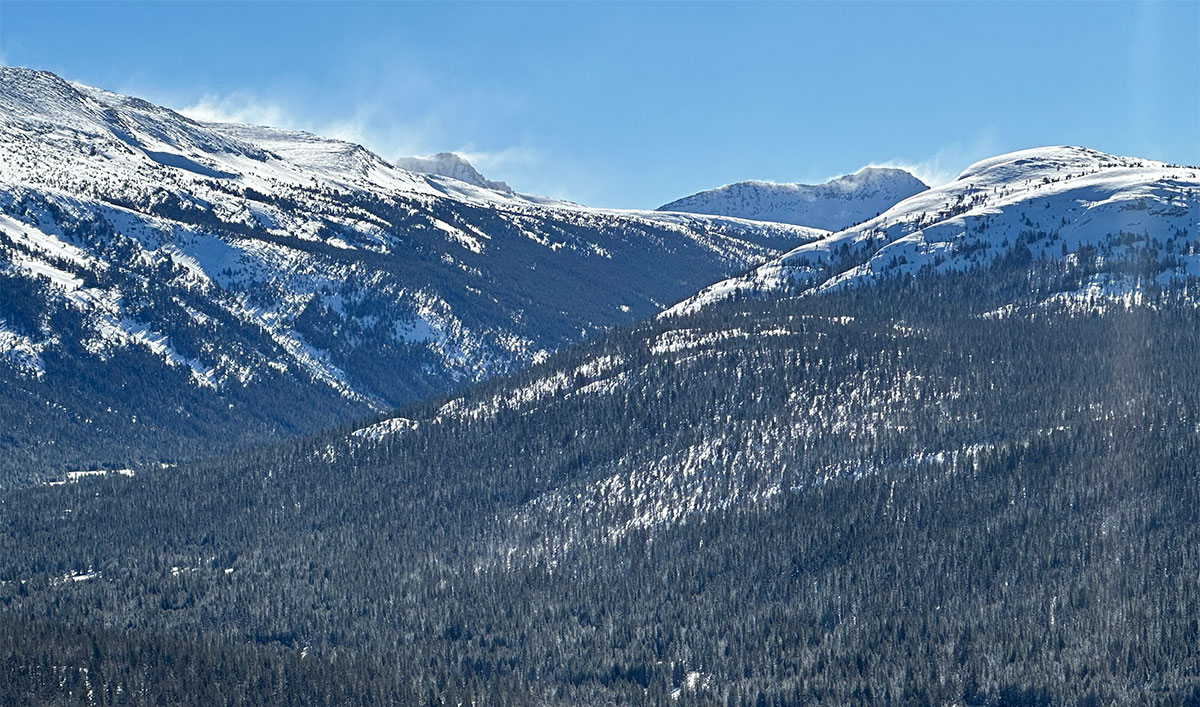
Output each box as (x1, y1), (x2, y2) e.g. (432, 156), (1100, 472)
(394, 152), (513, 193)
(817, 166), (928, 193)
(657, 166), (929, 230)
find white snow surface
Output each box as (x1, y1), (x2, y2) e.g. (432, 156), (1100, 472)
(669, 146), (1200, 316)
(658, 166), (929, 230)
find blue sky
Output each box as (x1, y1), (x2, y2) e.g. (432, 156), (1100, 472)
(1, 1), (1197, 208)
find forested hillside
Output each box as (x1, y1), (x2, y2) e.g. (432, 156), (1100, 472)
(4, 255), (1200, 705)
(3, 3), (1197, 704)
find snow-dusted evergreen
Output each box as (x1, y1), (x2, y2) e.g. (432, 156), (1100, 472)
(657, 166), (929, 230)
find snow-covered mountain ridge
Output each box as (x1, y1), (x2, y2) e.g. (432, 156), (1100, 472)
(658, 166), (929, 230)
(0, 67), (825, 475)
(670, 146), (1200, 315)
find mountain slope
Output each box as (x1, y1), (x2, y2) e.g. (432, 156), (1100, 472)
(6, 270), (1200, 704)
(671, 146), (1200, 315)
(3, 138), (1200, 704)
(0, 67), (825, 480)
(657, 166), (928, 230)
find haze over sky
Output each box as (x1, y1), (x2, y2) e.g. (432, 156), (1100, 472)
(1, 1), (1197, 208)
